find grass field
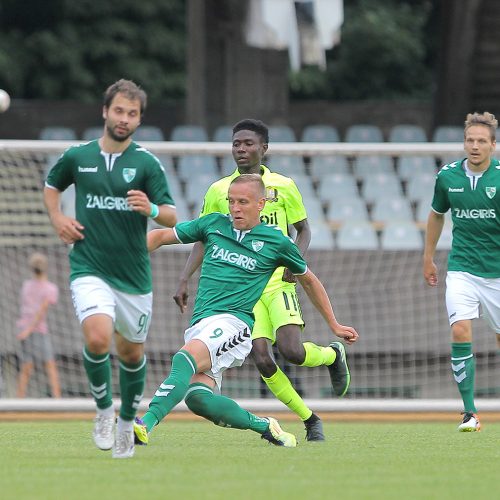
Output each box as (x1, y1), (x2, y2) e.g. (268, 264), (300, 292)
(0, 419), (498, 500)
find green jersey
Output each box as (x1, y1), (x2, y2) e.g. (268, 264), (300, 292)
(46, 140), (175, 294)
(432, 158), (500, 277)
(175, 212), (308, 328)
(200, 166), (307, 293)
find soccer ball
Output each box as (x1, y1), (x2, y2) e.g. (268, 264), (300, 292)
(0, 90), (11, 113)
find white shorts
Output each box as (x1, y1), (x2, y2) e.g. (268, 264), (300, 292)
(70, 276), (153, 343)
(446, 271), (500, 333)
(184, 314), (252, 389)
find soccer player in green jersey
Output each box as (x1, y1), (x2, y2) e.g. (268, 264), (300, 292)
(44, 79), (177, 458)
(174, 119), (349, 441)
(424, 111), (500, 432)
(133, 174), (358, 448)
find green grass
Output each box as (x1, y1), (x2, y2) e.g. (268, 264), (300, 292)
(0, 420), (498, 499)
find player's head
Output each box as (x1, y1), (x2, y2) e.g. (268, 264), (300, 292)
(29, 252), (48, 275)
(463, 112), (497, 168)
(231, 119), (269, 172)
(228, 174), (266, 230)
(102, 79), (146, 142)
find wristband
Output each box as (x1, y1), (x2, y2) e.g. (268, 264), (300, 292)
(149, 203), (159, 218)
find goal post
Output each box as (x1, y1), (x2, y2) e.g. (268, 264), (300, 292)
(1, 139), (499, 413)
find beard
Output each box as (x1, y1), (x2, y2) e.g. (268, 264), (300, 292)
(106, 124), (134, 142)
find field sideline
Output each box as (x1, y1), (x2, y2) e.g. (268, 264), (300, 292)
(1, 419), (498, 500)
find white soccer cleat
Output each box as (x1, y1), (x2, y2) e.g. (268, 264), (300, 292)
(112, 428), (135, 459)
(93, 414), (115, 450)
(458, 411), (481, 432)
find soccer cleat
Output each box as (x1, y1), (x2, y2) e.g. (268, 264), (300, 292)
(304, 414), (325, 442)
(261, 417), (297, 448)
(133, 417), (149, 446)
(93, 414), (115, 450)
(458, 411), (481, 432)
(327, 341), (351, 397)
(112, 428), (135, 459)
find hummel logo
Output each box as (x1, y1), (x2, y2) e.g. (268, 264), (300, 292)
(448, 187), (464, 192)
(78, 166), (98, 172)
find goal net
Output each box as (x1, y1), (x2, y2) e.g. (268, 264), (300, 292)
(1, 139), (499, 412)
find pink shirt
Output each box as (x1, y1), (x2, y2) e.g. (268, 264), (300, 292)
(16, 279), (59, 335)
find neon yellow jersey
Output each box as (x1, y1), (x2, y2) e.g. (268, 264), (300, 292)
(200, 165), (307, 292)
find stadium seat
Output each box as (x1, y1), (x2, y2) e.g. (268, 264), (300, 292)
(39, 126), (77, 141)
(415, 195), (434, 224)
(388, 124), (427, 142)
(302, 196), (326, 222)
(300, 125), (340, 142)
(371, 197), (414, 223)
(170, 125), (208, 142)
(177, 155), (219, 181)
(345, 124), (384, 143)
(82, 126), (103, 141)
(336, 221), (379, 250)
(308, 222), (335, 250)
(380, 222), (423, 250)
(267, 155), (306, 176)
(432, 125), (463, 142)
(360, 173), (403, 204)
(326, 196), (369, 225)
(212, 125), (233, 142)
(352, 155), (394, 179)
(287, 173), (315, 197)
(220, 155), (236, 176)
(269, 125), (296, 142)
(317, 173), (359, 204)
(436, 214), (453, 249)
(133, 126), (165, 141)
(406, 174), (436, 204)
(309, 155), (349, 179)
(184, 172), (219, 208)
(397, 155), (437, 181)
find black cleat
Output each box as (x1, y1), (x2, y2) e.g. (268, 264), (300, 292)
(327, 341), (350, 397)
(304, 414), (325, 442)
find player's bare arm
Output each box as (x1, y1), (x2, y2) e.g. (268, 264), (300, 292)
(283, 218), (311, 283)
(297, 269), (359, 344)
(127, 189), (177, 227)
(43, 186), (84, 244)
(423, 211), (445, 287)
(147, 228), (180, 252)
(173, 241), (204, 313)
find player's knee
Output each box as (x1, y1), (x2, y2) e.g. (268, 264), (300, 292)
(280, 345), (305, 365)
(85, 336), (109, 354)
(451, 321), (471, 342)
(253, 354), (277, 377)
(185, 391), (210, 418)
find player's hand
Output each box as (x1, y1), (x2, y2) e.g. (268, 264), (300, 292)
(282, 268), (297, 284)
(16, 329), (32, 341)
(423, 259), (438, 287)
(173, 279), (189, 313)
(51, 212), (84, 244)
(332, 325), (359, 345)
(127, 189), (153, 217)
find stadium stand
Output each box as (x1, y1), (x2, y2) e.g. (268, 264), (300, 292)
(380, 221), (423, 250)
(268, 125), (296, 142)
(170, 125), (208, 142)
(82, 126), (103, 141)
(406, 174), (436, 205)
(326, 195), (369, 226)
(133, 125), (165, 141)
(39, 127), (77, 141)
(267, 155), (306, 176)
(352, 155), (394, 179)
(317, 173), (359, 206)
(397, 155), (437, 181)
(432, 125), (463, 142)
(345, 124), (384, 142)
(309, 155), (350, 179)
(388, 124), (427, 142)
(371, 197), (414, 224)
(212, 125), (233, 142)
(177, 154), (219, 181)
(336, 221), (379, 250)
(300, 124), (340, 142)
(308, 222), (336, 250)
(360, 172), (403, 204)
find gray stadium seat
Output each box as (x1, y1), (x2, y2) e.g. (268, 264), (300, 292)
(220, 155), (236, 176)
(170, 125), (208, 142)
(177, 155), (219, 181)
(300, 125), (340, 142)
(406, 174), (436, 204)
(336, 221), (378, 250)
(415, 195), (434, 224)
(269, 125), (296, 142)
(397, 155), (436, 181)
(212, 125), (233, 142)
(432, 126), (463, 142)
(133, 126), (165, 141)
(309, 155), (349, 179)
(318, 173), (359, 204)
(308, 222), (335, 250)
(39, 126), (77, 140)
(352, 155), (394, 179)
(371, 197), (414, 223)
(267, 155), (306, 176)
(184, 173), (219, 207)
(326, 196), (369, 225)
(388, 124), (427, 142)
(436, 215), (453, 249)
(360, 173), (403, 204)
(345, 124), (384, 143)
(380, 222), (423, 250)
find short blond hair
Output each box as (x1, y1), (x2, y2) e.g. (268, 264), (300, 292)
(464, 112), (498, 141)
(230, 174), (266, 198)
(28, 252), (48, 272)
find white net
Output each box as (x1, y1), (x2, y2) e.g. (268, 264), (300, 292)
(1, 139), (499, 410)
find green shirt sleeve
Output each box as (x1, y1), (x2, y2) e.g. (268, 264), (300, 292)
(45, 148), (75, 192)
(144, 158), (175, 207)
(431, 171), (450, 214)
(278, 235), (308, 275)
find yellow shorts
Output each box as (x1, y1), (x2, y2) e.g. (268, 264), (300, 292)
(252, 284), (304, 343)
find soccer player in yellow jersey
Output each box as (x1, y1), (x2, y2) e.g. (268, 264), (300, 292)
(174, 119), (352, 441)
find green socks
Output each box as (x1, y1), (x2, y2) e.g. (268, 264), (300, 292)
(118, 356), (147, 421)
(143, 350), (197, 432)
(185, 383), (269, 434)
(83, 346), (113, 410)
(302, 341), (336, 367)
(261, 366), (312, 421)
(451, 342), (476, 413)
